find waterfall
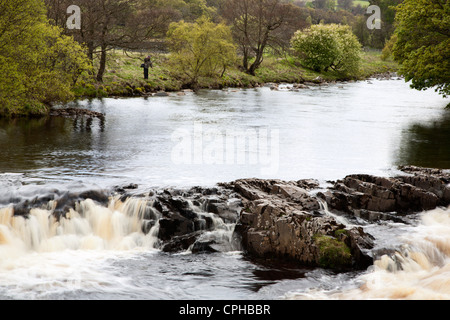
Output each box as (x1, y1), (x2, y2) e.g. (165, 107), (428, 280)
(185, 200), (241, 253)
(344, 206), (450, 299)
(0, 196), (161, 257)
(317, 198), (352, 226)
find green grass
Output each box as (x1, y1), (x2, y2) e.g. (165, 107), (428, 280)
(353, 0), (370, 7)
(305, 0), (370, 9)
(73, 49), (399, 98)
(358, 50), (399, 78)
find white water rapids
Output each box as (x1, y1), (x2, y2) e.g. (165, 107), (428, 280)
(0, 79), (449, 300)
(0, 196), (236, 300)
(0, 195), (449, 299)
(285, 205), (450, 300)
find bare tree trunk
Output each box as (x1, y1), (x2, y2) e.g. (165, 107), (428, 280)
(96, 44), (107, 82)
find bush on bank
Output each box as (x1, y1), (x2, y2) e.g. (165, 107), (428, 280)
(72, 49), (398, 99)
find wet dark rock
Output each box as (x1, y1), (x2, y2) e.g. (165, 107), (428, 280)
(161, 231), (204, 252)
(154, 91), (169, 97)
(318, 167), (450, 221)
(191, 240), (220, 254)
(230, 178), (374, 270)
(114, 184), (139, 193)
(158, 216), (196, 241)
(141, 219), (156, 234)
(153, 186), (242, 248)
(11, 188), (110, 218)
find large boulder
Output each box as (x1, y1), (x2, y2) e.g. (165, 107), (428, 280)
(230, 179), (374, 270)
(317, 166), (450, 222)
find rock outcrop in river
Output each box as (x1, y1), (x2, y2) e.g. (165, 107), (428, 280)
(145, 166), (450, 271)
(225, 178), (375, 270)
(6, 166), (450, 272)
(317, 166), (450, 223)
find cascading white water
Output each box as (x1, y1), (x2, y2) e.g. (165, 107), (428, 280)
(285, 205), (450, 300)
(0, 196), (164, 299)
(317, 198), (353, 226)
(0, 195), (237, 299)
(0, 197), (161, 255)
(186, 200), (240, 253)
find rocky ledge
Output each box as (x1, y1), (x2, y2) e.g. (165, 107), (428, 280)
(224, 178), (375, 270)
(142, 166), (449, 271)
(222, 166), (450, 270)
(8, 166), (449, 272)
(317, 166), (450, 223)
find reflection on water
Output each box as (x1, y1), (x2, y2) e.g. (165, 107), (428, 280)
(0, 116), (106, 174)
(397, 111), (450, 169)
(0, 80), (449, 300)
(0, 79), (448, 190)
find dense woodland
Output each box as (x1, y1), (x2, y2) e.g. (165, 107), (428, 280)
(44, 0), (400, 80)
(0, 0), (448, 116)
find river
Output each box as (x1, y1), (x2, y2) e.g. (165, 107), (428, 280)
(0, 79), (449, 300)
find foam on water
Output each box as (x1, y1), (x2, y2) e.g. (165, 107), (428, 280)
(284, 206), (450, 300)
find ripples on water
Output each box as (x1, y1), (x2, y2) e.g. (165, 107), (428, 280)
(0, 79), (448, 189)
(0, 79), (449, 300)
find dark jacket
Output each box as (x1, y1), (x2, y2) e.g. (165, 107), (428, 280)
(142, 57), (153, 69)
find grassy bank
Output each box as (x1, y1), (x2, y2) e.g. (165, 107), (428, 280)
(73, 49), (399, 99)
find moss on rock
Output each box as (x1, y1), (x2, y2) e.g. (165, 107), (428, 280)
(314, 235), (352, 269)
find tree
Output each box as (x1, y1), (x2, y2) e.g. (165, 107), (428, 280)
(392, 0), (450, 97)
(0, 0), (91, 117)
(338, 0), (353, 11)
(291, 24), (362, 75)
(154, 0), (217, 21)
(314, 0), (336, 11)
(166, 17), (237, 87)
(222, 0), (308, 75)
(46, 0), (179, 82)
(368, 0), (402, 47)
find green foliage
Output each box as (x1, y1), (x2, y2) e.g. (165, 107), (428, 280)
(0, 0), (91, 117)
(167, 16), (237, 86)
(338, 0), (353, 10)
(314, 235), (352, 269)
(352, 0), (402, 49)
(153, 0), (215, 21)
(313, 0), (337, 10)
(381, 33), (397, 61)
(291, 24), (362, 76)
(392, 0), (450, 97)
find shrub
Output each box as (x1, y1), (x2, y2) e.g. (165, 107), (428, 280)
(291, 24), (362, 76)
(166, 16), (237, 87)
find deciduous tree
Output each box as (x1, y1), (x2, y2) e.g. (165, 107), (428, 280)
(291, 23), (362, 76)
(392, 0), (449, 97)
(222, 0), (308, 75)
(46, 0), (179, 82)
(167, 17), (237, 87)
(0, 0), (91, 117)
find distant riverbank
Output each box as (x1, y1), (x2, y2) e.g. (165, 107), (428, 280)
(73, 50), (399, 99)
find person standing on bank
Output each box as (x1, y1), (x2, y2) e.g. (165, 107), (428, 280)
(141, 56), (153, 80)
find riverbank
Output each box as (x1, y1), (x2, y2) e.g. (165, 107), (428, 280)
(73, 50), (399, 99)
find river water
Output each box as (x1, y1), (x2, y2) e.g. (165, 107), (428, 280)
(0, 79), (449, 300)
